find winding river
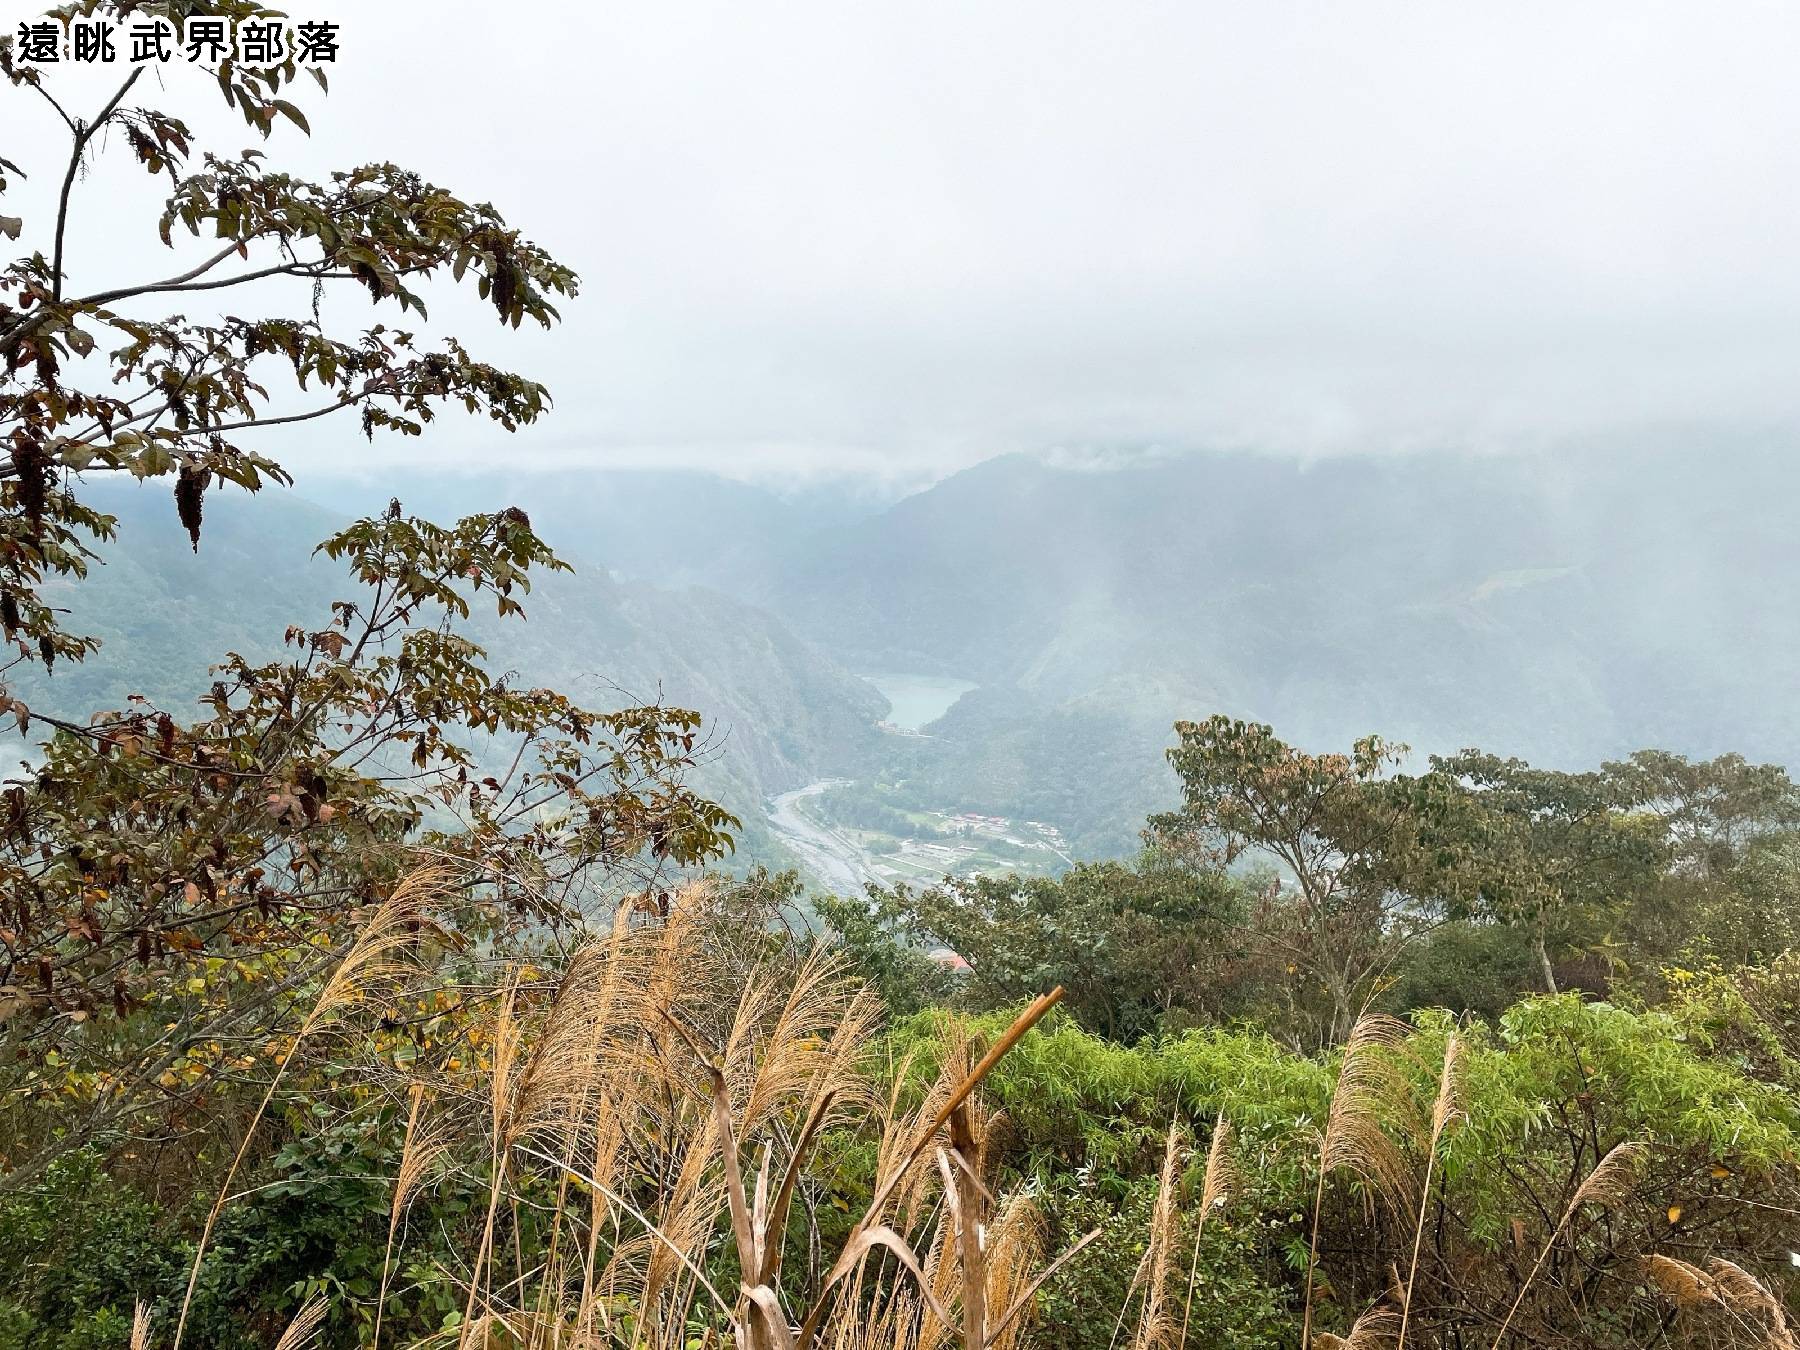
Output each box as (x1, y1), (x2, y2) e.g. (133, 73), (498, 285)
(767, 778), (875, 893)
(767, 674), (981, 890)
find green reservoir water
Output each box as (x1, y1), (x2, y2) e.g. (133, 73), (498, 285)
(862, 672), (978, 732)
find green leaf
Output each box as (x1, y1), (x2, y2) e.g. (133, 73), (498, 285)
(272, 100), (311, 135)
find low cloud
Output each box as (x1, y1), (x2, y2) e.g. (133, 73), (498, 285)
(26, 0), (1800, 482)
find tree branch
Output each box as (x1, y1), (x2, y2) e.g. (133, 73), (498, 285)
(51, 68), (144, 303)
(71, 241), (243, 308)
(75, 258), (337, 308)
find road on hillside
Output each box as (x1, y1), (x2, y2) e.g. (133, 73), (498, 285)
(767, 779), (877, 895)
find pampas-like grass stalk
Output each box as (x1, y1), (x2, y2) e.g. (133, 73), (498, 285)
(1313, 1303), (1401, 1350)
(978, 1193), (1048, 1350)
(358, 904), (1091, 1350)
(941, 1134), (990, 1350)
(1301, 1015), (1416, 1348)
(271, 1296), (329, 1350)
(793, 988), (1066, 1350)
(1176, 1115), (1240, 1350)
(171, 865), (448, 1350)
(1642, 1253), (1719, 1308)
(985, 1226), (1103, 1350)
(1491, 1140), (1647, 1346)
(373, 1081), (441, 1349)
(1706, 1258), (1794, 1349)
(1643, 1254), (1796, 1349)
(458, 972), (524, 1350)
(1397, 1031), (1462, 1348)
(1128, 1120), (1187, 1350)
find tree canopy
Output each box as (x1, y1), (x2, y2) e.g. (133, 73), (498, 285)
(2, 0), (573, 672)
(0, 2), (736, 1192)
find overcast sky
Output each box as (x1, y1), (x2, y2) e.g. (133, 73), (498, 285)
(14, 0), (1800, 485)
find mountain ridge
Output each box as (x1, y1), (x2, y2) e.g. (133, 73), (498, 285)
(6, 483), (889, 868)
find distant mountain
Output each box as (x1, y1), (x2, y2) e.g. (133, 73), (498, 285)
(7, 483), (888, 867)
(22, 443), (1798, 873)
(297, 467), (892, 590)
(733, 444), (1800, 846)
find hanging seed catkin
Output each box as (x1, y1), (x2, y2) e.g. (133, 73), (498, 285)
(12, 438), (48, 527)
(175, 465), (208, 551)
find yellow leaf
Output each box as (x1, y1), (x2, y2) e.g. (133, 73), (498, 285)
(1667, 1205), (1683, 1224)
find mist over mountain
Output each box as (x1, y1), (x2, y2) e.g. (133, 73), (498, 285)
(19, 443), (1798, 869)
(299, 468), (894, 591)
(9, 485), (886, 866)
(743, 444), (1800, 772)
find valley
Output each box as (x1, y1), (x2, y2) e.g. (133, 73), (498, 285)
(763, 673), (1078, 890)
(766, 779), (867, 893)
(766, 776), (1074, 893)
(27, 445), (1800, 896)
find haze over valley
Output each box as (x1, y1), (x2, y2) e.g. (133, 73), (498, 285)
(32, 438), (1799, 889)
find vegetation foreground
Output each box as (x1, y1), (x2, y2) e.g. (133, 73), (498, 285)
(5, 6), (1800, 1345)
(5, 876), (1800, 1349)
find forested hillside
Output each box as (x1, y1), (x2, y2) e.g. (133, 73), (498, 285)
(26, 441), (1800, 864)
(747, 445), (1800, 763)
(9, 485), (886, 866)
(763, 446), (1796, 849)
(350, 445), (1800, 854)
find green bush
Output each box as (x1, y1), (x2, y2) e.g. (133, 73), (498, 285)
(887, 990), (1800, 1342)
(8, 981), (1799, 1348)
(1384, 920), (1542, 1021)
(0, 1152), (177, 1350)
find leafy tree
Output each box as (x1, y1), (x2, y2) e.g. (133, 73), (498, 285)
(2, 1), (573, 670)
(1150, 716), (1422, 1046)
(0, 4), (738, 1191)
(0, 506), (737, 1190)
(1605, 751), (1800, 972)
(812, 885), (959, 1019)
(1381, 919), (1541, 1022)
(1688, 833), (1800, 967)
(840, 851), (1248, 1040)
(1606, 750), (1800, 880)
(1401, 751), (1663, 995)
